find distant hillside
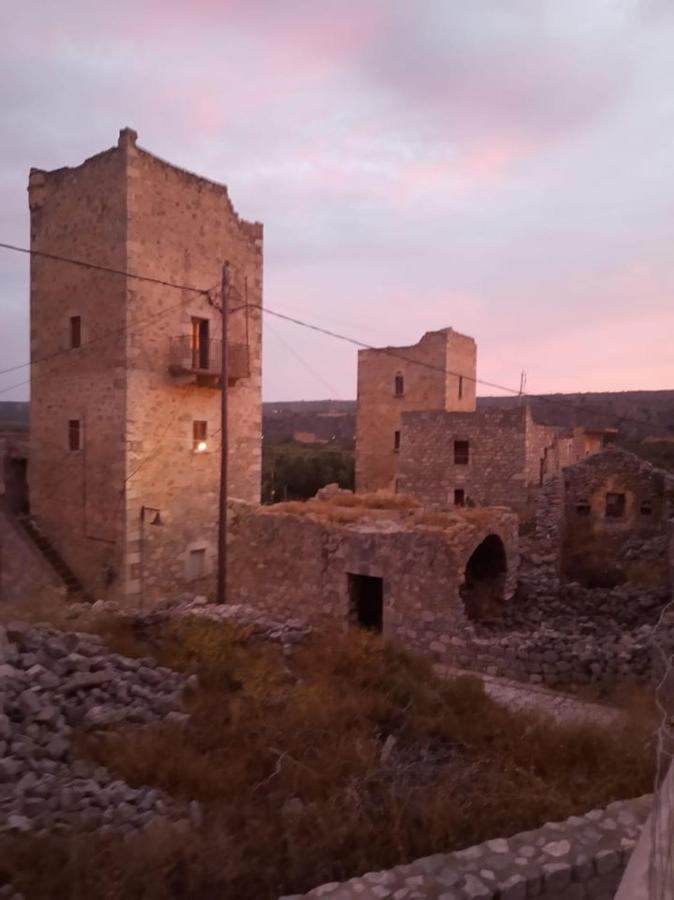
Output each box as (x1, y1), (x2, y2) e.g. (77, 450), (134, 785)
(263, 390), (674, 444)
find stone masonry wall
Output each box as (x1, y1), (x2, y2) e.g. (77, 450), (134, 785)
(355, 329), (476, 494)
(285, 794), (652, 900)
(227, 502), (519, 665)
(123, 132), (263, 607)
(399, 406), (533, 513)
(28, 145), (128, 598)
(27, 129), (263, 607)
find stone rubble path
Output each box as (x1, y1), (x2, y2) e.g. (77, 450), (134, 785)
(454, 668), (622, 727)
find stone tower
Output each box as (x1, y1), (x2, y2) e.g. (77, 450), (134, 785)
(355, 328), (476, 493)
(28, 128), (263, 607)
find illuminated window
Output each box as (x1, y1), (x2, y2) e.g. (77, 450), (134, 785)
(193, 420), (208, 452)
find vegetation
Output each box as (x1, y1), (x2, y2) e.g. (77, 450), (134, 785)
(0, 617), (656, 899)
(262, 441), (354, 503)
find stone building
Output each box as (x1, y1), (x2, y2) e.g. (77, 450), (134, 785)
(399, 405), (612, 517)
(557, 446), (674, 587)
(227, 496), (518, 664)
(28, 128), (262, 607)
(355, 328), (477, 493)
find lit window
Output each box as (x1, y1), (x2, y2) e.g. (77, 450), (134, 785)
(70, 316), (81, 349)
(193, 421), (208, 452)
(605, 492), (626, 518)
(394, 373), (404, 397)
(393, 430), (401, 452)
(454, 488), (465, 507)
(68, 419), (81, 452)
(454, 440), (469, 465)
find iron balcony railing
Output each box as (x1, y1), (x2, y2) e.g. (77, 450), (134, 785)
(168, 336), (249, 383)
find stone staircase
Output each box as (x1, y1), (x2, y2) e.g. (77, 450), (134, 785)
(19, 517), (87, 598)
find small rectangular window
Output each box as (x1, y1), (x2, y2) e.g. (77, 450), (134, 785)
(70, 316), (81, 349)
(576, 501), (591, 516)
(605, 492), (626, 518)
(454, 488), (465, 507)
(193, 420), (208, 451)
(458, 375), (463, 399)
(68, 419), (81, 452)
(393, 430), (401, 452)
(454, 440), (469, 465)
(394, 374), (404, 397)
(640, 501), (653, 516)
(191, 317), (210, 370)
(188, 548), (206, 579)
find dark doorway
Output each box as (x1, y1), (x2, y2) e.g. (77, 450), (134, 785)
(460, 534), (507, 621)
(348, 574), (383, 632)
(4, 457), (29, 516)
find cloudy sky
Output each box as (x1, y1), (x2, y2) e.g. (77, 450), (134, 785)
(1, 0), (673, 402)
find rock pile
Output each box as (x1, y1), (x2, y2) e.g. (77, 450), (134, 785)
(0, 621), (191, 837)
(135, 596), (312, 649)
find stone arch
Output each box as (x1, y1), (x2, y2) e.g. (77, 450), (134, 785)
(460, 533), (507, 621)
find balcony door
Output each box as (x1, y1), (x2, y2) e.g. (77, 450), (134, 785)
(191, 317), (210, 370)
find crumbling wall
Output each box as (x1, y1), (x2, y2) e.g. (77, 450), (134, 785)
(227, 503), (519, 666)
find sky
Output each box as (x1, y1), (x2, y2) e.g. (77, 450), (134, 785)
(1, 0), (674, 402)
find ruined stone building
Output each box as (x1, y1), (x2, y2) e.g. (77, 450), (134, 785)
(546, 446), (674, 587)
(355, 328), (477, 493)
(27, 128), (262, 606)
(356, 327), (614, 516)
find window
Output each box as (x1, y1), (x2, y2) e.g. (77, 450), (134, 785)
(454, 488), (465, 507)
(393, 430), (401, 452)
(605, 492), (626, 519)
(458, 375), (464, 399)
(640, 501), (653, 516)
(68, 419), (81, 452)
(348, 574), (383, 632)
(70, 316), (81, 349)
(454, 440), (469, 465)
(191, 317), (210, 369)
(576, 501), (591, 516)
(193, 420), (208, 452)
(188, 548), (206, 579)
(394, 373), (404, 397)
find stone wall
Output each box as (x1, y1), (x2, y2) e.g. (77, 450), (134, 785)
(227, 501), (519, 664)
(355, 328), (476, 494)
(0, 508), (61, 605)
(28, 128), (263, 607)
(399, 405), (539, 514)
(561, 446), (674, 587)
(285, 794), (652, 900)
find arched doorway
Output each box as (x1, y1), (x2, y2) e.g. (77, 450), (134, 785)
(460, 534), (507, 621)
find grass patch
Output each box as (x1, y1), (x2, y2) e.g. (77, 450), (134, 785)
(0, 619), (656, 899)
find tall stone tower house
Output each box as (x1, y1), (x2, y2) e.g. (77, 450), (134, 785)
(28, 128), (262, 607)
(356, 328), (477, 492)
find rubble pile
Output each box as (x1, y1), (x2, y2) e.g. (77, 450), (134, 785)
(0, 621), (192, 837)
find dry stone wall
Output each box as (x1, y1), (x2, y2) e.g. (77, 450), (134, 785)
(283, 795), (652, 900)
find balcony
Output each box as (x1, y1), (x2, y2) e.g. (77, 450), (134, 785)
(168, 336), (249, 386)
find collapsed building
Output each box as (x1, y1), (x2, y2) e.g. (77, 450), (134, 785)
(23, 128), (263, 606)
(356, 327), (616, 516)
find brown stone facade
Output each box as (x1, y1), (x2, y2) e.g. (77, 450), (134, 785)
(559, 446), (674, 586)
(28, 128), (262, 607)
(398, 404), (613, 517)
(227, 500), (519, 667)
(355, 328), (477, 493)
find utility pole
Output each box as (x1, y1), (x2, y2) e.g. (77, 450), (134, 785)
(216, 261), (229, 605)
